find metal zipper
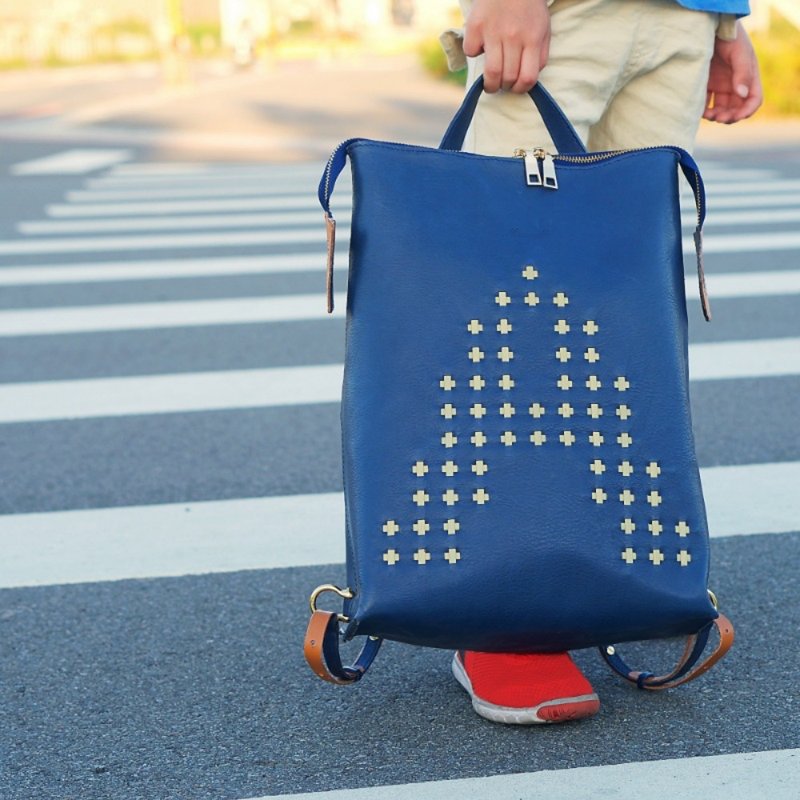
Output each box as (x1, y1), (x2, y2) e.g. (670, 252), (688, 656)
(515, 146), (705, 229)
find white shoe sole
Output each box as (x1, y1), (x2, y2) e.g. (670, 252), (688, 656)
(451, 653), (600, 725)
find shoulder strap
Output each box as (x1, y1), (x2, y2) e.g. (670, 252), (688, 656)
(599, 613), (734, 690)
(304, 610), (382, 685)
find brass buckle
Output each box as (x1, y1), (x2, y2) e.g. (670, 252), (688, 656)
(708, 589), (719, 610)
(309, 584), (353, 623)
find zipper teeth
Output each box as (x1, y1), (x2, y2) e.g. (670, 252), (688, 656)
(326, 142), (704, 228)
(323, 143), (344, 209)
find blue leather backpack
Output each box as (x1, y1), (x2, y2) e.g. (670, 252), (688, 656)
(304, 78), (734, 690)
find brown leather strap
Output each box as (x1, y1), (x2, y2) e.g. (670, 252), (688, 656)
(305, 611), (352, 684)
(639, 613), (735, 690)
(325, 214), (336, 314)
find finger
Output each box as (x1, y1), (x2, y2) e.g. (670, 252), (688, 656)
(511, 45), (540, 94)
(462, 24), (484, 58)
(712, 95), (740, 124)
(730, 90), (762, 122)
(482, 36), (503, 93)
(539, 29), (550, 71)
(502, 40), (522, 92)
(732, 72), (763, 121)
(730, 59), (755, 111)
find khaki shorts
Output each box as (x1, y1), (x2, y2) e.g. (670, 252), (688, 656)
(443, 0), (721, 155)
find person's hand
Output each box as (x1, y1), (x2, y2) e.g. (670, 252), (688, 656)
(463, 0), (551, 94)
(704, 22), (762, 124)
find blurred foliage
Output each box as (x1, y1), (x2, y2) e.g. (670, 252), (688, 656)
(750, 18), (800, 116)
(419, 37), (466, 85)
(93, 18), (152, 38)
(185, 22), (222, 54)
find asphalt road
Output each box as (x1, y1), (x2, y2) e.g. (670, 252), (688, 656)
(0, 129), (798, 800)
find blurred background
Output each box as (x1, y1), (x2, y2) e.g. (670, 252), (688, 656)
(0, 0), (796, 161)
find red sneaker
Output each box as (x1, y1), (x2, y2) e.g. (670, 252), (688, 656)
(452, 650), (600, 724)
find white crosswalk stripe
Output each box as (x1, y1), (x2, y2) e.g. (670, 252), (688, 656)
(0, 338), (797, 423)
(0, 461), (796, 589)
(10, 148), (132, 175)
(246, 749), (800, 800)
(18, 210), (353, 235)
(0, 254), (326, 285)
(45, 196), (329, 216)
(2, 155), (797, 798)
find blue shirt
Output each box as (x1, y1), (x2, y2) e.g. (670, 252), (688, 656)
(675, 0), (750, 15)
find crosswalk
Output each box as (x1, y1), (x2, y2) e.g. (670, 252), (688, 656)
(2, 151), (798, 799)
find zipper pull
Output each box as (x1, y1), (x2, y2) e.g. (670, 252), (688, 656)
(516, 148), (542, 187)
(540, 151), (558, 189)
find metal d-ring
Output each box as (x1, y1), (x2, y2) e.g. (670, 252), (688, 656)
(309, 584), (354, 623)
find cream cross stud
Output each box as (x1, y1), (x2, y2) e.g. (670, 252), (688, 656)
(498, 374), (515, 390)
(413, 548), (431, 565)
(441, 460), (458, 477)
(621, 518), (636, 534)
(524, 291), (540, 307)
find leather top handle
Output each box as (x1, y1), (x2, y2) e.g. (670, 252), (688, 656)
(439, 76), (588, 155)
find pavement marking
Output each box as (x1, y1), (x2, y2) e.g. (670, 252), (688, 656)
(0, 491), (344, 588)
(18, 208), (793, 234)
(247, 750), (800, 800)
(65, 183), (329, 202)
(0, 461), (796, 588)
(85, 170), (324, 189)
(681, 191), (800, 209)
(685, 166), (779, 181)
(704, 179), (800, 194)
(0, 253), (797, 298)
(0, 363), (344, 422)
(0, 339), (797, 422)
(0, 254), (797, 295)
(0, 254), (332, 285)
(700, 462), (800, 539)
(2, 228), (799, 256)
(44, 193), (800, 219)
(698, 207), (800, 227)
(0, 229), (349, 255)
(108, 162), (324, 176)
(700, 231), (800, 254)
(60, 178), (795, 205)
(46, 196), (333, 217)
(10, 148), (132, 175)
(699, 268), (800, 299)
(0, 293), (345, 336)
(18, 210), (352, 235)
(688, 337), (800, 381)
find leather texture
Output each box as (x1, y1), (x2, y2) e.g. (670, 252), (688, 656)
(320, 79), (719, 657)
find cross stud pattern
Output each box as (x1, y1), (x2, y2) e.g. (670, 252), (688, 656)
(391, 264), (685, 575)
